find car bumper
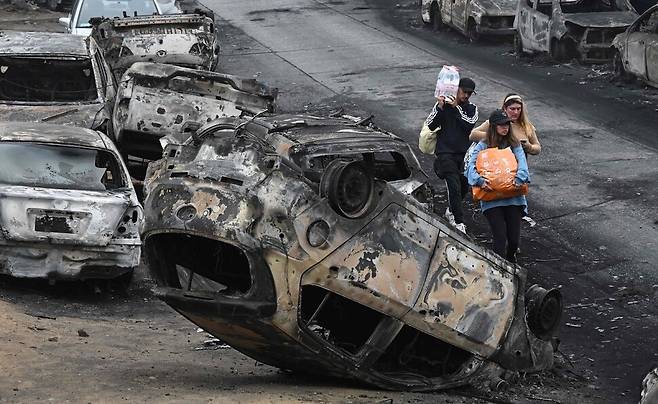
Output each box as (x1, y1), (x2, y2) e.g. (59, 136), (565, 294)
(477, 26), (516, 36)
(0, 241), (140, 279)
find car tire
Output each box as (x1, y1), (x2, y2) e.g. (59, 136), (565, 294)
(514, 32), (528, 56)
(613, 50), (635, 84)
(46, 0), (59, 11)
(467, 20), (480, 42)
(549, 39), (565, 62)
(430, 2), (443, 31)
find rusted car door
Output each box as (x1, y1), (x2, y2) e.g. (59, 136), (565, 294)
(440, 0), (453, 26)
(452, 0), (468, 32)
(402, 232), (517, 358)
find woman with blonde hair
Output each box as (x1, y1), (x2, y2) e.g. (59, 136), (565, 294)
(470, 93), (541, 155)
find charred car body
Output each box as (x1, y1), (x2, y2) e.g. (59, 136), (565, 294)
(112, 62), (276, 164)
(612, 4), (658, 86)
(421, 0), (517, 40)
(90, 13), (220, 79)
(0, 122), (142, 281)
(0, 31), (116, 133)
(141, 114), (562, 390)
(515, 0), (638, 62)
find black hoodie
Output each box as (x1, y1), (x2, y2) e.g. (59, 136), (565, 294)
(425, 101), (478, 155)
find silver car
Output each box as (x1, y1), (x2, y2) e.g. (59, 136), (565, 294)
(0, 122), (142, 281)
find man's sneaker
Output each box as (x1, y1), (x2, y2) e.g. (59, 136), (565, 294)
(444, 207), (456, 226)
(455, 223), (467, 234)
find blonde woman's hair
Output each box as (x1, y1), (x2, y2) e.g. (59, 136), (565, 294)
(502, 93), (533, 132)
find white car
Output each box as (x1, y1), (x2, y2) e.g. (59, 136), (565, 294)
(59, 0), (162, 36)
(0, 122), (142, 282)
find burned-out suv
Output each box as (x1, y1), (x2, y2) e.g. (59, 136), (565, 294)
(141, 114), (562, 390)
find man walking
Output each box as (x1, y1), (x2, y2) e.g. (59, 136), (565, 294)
(425, 77), (478, 233)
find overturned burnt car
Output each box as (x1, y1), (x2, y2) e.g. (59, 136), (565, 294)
(0, 31), (116, 132)
(141, 114), (563, 390)
(112, 62), (277, 164)
(0, 122), (142, 281)
(515, 0), (638, 62)
(90, 13), (219, 79)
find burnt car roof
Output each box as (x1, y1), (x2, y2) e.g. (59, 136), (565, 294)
(253, 114), (406, 146)
(563, 11), (638, 27)
(0, 31), (89, 56)
(0, 121), (106, 149)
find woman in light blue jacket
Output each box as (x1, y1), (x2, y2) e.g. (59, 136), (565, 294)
(465, 109), (530, 263)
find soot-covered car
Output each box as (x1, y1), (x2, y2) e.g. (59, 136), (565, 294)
(422, 0), (517, 40)
(112, 62), (276, 168)
(612, 4), (658, 86)
(515, 0), (638, 62)
(0, 31), (116, 133)
(90, 13), (220, 79)
(140, 114), (563, 390)
(0, 122), (142, 282)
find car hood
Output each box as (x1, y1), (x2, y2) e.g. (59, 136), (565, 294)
(473, 0), (518, 15)
(563, 11), (638, 28)
(0, 103), (106, 129)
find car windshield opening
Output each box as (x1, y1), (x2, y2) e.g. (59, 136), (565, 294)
(0, 57), (97, 103)
(0, 142), (125, 191)
(560, 0), (629, 13)
(77, 0), (158, 27)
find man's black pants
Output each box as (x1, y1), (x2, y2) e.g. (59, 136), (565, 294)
(433, 153), (469, 224)
(483, 205), (524, 263)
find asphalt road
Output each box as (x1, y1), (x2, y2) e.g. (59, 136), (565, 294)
(211, 0), (657, 401)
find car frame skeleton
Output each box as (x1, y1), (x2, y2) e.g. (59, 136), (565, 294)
(141, 114), (562, 391)
(422, 0), (518, 41)
(90, 13), (220, 79)
(515, 0), (638, 62)
(0, 122), (142, 281)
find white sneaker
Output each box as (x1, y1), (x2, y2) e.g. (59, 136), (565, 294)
(444, 207), (456, 226)
(455, 223), (467, 234)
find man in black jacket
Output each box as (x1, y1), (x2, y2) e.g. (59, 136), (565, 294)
(425, 77), (478, 233)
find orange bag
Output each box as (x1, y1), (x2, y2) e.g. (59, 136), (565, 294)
(471, 147), (528, 202)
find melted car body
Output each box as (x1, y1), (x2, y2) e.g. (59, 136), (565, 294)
(91, 13), (219, 79)
(0, 122), (142, 280)
(0, 31), (116, 132)
(141, 115), (562, 390)
(612, 4), (658, 86)
(421, 0), (517, 40)
(515, 0), (638, 62)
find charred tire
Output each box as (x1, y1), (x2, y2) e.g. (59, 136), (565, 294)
(514, 33), (528, 56)
(430, 2), (443, 30)
(550, 39), (573, 62)
(320, 160), (374, 219)
(467, 19), (480, 43)
(525, 284), (563, 341)
(613, 50), (635, 84)
(46, 0), (60, 11)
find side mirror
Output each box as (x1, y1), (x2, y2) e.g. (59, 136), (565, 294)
(58, 16), (71, 27)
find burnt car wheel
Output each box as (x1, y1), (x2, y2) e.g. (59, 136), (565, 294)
(467, 20), (480, 43)
(320, 160), (375, 219)
(430, 2), (444, 31)
(46, 0), (60, 11)
(613, 51), (635, 84)
(514, 33), (529, 57)
(550, 39), (574, 62)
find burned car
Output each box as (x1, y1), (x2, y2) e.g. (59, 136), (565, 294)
(141, 114), (562, 390)
(421, 0), (517, 40)
(0, 122), (142, 281)
(112, 62), (276, 164)
(90, 13), (220, 79)
(515, 0), (638, 62)
(0, 31), (116, 133)
(612, 4), (658, 86)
